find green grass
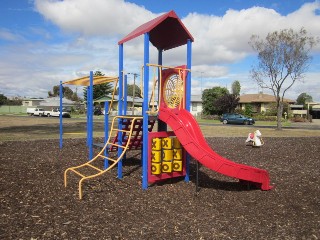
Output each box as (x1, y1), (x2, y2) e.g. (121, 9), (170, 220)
(196, 118), (292, 127)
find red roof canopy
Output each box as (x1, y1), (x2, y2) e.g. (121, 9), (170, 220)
(118, 10), (194, 51)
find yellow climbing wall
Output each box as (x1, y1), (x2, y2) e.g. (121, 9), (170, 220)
(151, 136), (183, 175)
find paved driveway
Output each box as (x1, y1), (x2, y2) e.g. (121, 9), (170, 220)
(291, 118), (320, 130)
(312, 119), (320, 125)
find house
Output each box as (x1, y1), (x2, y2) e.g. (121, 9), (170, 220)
(308, 102), (320, 119)
(94, 95), (144, 115)
(238, 93), (295, 113)
(22, 97), (79, 111)
(94, 94), (202, 116)
(22, 98), (44, 107)
(39, 97), (78, 107)
(289, 104), (307, 117)
(190, 95), (202, 116)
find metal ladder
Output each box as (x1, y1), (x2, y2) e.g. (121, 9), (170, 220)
(64, 116), (143, 199)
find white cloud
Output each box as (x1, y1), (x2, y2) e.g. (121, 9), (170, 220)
(0, 28), (24, 42)
(33, 0), (320, 65)
(184, 1), (320, 65)
(34, 0), (156, 37)
(1, 0), (319, 101)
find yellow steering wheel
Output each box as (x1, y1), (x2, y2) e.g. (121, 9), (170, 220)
(163, 72), (184, 109)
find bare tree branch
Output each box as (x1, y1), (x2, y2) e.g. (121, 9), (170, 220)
(249, 28), (318, 130)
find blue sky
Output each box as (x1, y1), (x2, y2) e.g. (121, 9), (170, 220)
(0, 0), (319, 101)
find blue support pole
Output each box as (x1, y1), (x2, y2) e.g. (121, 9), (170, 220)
(86, 85), (90, 147)
(185, 39), (192, 182)
(122, 75), (128, 162)
(59, 81), (63, 148)
(186, 39), (192, 111)
(104, 101), (109, 169)
(142, 33), (150, 189)
(157, 48), (167, 132)
(124, 75), (128, 115)
(88, 71), (94, 160)
(117, 44), (124, 179)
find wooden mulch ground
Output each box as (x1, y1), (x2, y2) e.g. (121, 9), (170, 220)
(0, 137), (319, 239)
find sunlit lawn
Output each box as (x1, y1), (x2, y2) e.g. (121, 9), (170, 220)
(196, 118), (292, 127)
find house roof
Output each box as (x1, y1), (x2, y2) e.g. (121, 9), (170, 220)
(191, 95), (202, 102)
(290, 105), (304, 108)
(22, 98), (44, 101)
(94, 95), (143, 103)
(39, 97), (77, 107)
(239, 93), (295, 104)
(118, 10), (194, 51)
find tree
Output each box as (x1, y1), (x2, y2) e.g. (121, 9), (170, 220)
(0, 94), (7, 106)
(115, 84), (142, 97)
(213, 93), (239, 115)
(48, 85), (81, 102)
(202, 86), (229, 115)
(231, 80), (241, 96)
(249, 28), (318, 130)
(83, 71), (113, 102)
(244, 104), (254, 116)
(296, 92), (313, 106)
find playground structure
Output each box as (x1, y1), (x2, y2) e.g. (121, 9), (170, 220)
(62, 10), (272, 199)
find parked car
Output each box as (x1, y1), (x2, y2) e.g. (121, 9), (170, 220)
(32, 108), (46, 117)
(220, 113), (255, 125)
(93, 107), (103, 116)
(49, 109), (71, 118)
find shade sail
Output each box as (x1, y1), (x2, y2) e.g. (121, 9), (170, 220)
(63, 76), (118, 86)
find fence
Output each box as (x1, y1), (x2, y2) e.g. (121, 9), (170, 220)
(0, 105), (28, 114)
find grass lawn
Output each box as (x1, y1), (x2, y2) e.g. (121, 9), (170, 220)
(196, 118), (292, 127)
(0, 114), (317, 141)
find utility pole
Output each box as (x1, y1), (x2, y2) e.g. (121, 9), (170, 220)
(200, 71), (204, 93)
(128, 73), (139, 115)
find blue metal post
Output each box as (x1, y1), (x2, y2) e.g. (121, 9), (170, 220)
(157, 48), (167, 132)
(88, 71), (94, 160)
(59, 81), (63, 148)
(186, 39), (192, 111)
(104, 101), (109, 169)
(117, 44), (124, 179)
(185, 39), (192, 182)
(124, 75), (128, 115)
(122, 75), (128, 162)
(86, 85), (90, 147)
(142, 33), (150, 189)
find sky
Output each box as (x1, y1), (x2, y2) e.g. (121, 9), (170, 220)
(0, 0), (319, 101)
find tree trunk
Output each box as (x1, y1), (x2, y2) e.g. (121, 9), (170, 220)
(276, 101), (283, 130)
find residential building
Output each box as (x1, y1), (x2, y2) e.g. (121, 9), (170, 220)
(238, 93), (295, 113)
(308, 102), (320, 119)
(94, 95), (144, 115)
(94, 94), (203, 116)
(22, 97), (78, 111)
(289, 105), (307, 117)
(22, 98), (44, 107)
(190, 95), (202, 116)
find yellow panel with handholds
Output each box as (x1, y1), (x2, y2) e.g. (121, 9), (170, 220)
(173, 148), (182, 160)
(162, 161), (173, 173)
(173, 160), (183, 172)
(152, 138), (162, 150)
(173, 137), (181, 149)
(151, 150), (161, 163)
(162, 149), (173, 161)
(162, 137), (172, 149)
(151, 162), (161, 175)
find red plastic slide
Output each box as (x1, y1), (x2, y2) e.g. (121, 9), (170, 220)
(159, 107), (273, 190)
